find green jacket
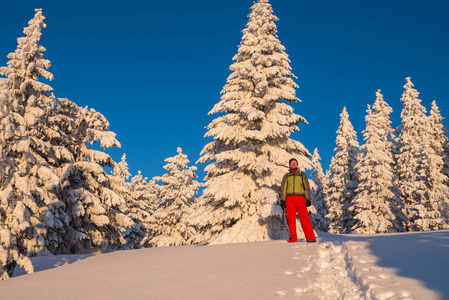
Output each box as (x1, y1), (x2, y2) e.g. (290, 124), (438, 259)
(279, 170), (311, 201)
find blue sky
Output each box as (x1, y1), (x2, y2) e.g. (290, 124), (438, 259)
(1, 0), (448, 181)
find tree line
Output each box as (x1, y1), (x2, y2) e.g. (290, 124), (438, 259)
(311, 82), (449, 234)
(0, 9), (201, 280)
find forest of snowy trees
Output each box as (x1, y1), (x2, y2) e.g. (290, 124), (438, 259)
(1, 0), (449, 280)
(317, 81), (449, 235)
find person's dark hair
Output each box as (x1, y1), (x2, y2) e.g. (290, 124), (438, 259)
(289, 158), (298, 166)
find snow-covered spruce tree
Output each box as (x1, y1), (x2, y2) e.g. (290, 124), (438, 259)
(55, 99), (139, 251)
(129, 171), (159, 247)
(109, 154), (132, 214)
(4, 9), (138, 255)
(309, 148), (329, 232)
(326, 107), (359, 234)
(108, 154), (145, 249)
(429, 101), (449, 225)
(395, 77), (439, 230)
(350, 91), (406, 234)
(407, 100), (449, 231)
(429, 101), (449, 180)
(190, 0), (311, 244)
(0, 10), (70, 279)
(150, 148), (201, 247)
(0, 83), (34, 280)
(110, 156), (158, 248)
(113, 154), (131, 182)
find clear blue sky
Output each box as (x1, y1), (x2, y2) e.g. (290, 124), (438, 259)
(1, 0), (448, 181)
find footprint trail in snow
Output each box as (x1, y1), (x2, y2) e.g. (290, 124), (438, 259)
(277, 238), (416, 299)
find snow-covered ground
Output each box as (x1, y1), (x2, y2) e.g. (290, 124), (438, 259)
(1, 230), (448, 300)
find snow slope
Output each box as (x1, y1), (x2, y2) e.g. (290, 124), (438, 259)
(1, 231), (448, 300)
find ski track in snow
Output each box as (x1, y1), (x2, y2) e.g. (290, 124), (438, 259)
(278, 238), (417, 300)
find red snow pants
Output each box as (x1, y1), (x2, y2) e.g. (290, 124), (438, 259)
(286, 195), (316, 243)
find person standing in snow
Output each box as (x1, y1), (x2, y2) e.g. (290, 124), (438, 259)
(279, 158), (317, 243)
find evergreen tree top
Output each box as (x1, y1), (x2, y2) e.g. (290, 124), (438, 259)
(372, 90), (392, 114)
(430, 100), (444, 122)
(312, 148), (321, 162)
(0, 8), (53, 101)
(113, 153), (131, 181)
(335, 107), (359, 152)
(400, 77), (425, 113)
(163, 147), (196, 173)
(398, 77), (427, 135)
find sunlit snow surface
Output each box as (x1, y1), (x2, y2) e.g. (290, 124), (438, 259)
(2, 230), (448, 299)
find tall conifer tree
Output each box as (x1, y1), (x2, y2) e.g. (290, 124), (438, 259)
(326, 107), (359, 234)
(395, 78), (432, 225)
(0, 9), (65, 279)
(429, 101), (449, 180)
(351, 91), (406, 233)
(309, 148), (329, 232)
(407, 100), (449, 230)
(0, 10), (138, 280)
(191, 0), (311, 244)
(0, 82), (34, 279)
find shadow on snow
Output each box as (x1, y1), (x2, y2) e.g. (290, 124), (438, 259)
(321, 230), (449, 299)
(13, 254), (94, 278)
